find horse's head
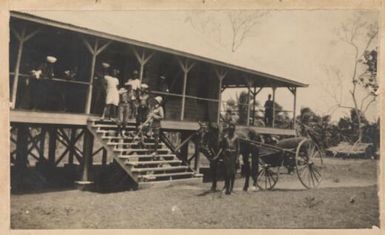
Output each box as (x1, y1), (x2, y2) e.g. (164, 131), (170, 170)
(198, 122), (221, 150)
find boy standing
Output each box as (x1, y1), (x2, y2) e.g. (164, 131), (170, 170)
(117, 83), (133, 136)
(136, 83), (150, 127)
(149, 96), (164, 154)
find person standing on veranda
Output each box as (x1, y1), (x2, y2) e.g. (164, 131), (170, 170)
(136, 83), (150, 127)
(33, 56), (57, 110)
(117, 83), (133, 137)
(264, 94), (274, 127)
(101, 72), (120, 120)
(92, 62), (110, 115)
(127, 70), (141, 118)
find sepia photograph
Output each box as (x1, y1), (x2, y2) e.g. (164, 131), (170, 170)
(8, 8), (380, 229)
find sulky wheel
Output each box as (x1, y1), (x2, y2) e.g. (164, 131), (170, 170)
(256, 158), (280, 190)
(295, 138), (323, 189)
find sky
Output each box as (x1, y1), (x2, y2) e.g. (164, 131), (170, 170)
(26, 10), (379, 122)
(210, 10), (379, 122)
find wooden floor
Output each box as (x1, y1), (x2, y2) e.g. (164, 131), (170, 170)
(9, 110), (200, 131)
(9, 110), (296, 135)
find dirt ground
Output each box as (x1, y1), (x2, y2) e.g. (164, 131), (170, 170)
(11, 158), (379, 229)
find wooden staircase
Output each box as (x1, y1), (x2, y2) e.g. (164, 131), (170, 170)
(87, 118), (202, 189)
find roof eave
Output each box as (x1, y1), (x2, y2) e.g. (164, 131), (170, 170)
(10, 11), (308, 88)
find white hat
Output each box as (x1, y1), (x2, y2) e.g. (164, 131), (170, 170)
(46, 56), (57, 63)
(140, 83), (149, 89)
(155, 96), (163, 104)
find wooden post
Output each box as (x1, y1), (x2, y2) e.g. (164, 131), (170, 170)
(193, 142), (200, 173)
(177, 58), (195, 121)
(132, 47), (154, 83)
(15, 125), (29, 170)
(180, 131), (189, 163)
(272, 87), (276, 128)
(288, 87), (297, 129)
(10, 27), (40, 109)
(68, 128), (77, 165)
(82, 37), (111, 114)
(252, 86), (256, 126)
(293, 88), (297, 129)
(48, 127), (57, 167)
(250, 87), (263, 126)
(245, 80), (253, 126)
(81, 130), (94, 183)
(38, 128), (46, 163)
(102, 148), (107, 166)
(215, 68), (227, 124)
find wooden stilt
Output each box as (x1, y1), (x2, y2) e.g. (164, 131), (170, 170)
(180, 131), (190, 163)
(15, 125), (29, 169)
(48, 127), (57, 167)
(68, 128), (77, 165)
(80, 130), (94, 184)
(102, 148), (107, 166)
(38, 128), (46, 162)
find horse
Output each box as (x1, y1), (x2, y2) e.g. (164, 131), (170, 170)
(199, 123), (262, 192)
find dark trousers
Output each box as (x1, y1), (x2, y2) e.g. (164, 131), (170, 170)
(92, 88), (106, 115)
(152, 126), (160, 152)
(105, 104), (117, 119)
(223, 150), (236, 194)
(242, 146), (258, 191)
(117, 103), (131, 135)
(136, 105), (148, 126)
(264, 110), (273, 127)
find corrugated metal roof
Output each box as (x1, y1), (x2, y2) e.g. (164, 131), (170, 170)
(11, 10), (308, 88)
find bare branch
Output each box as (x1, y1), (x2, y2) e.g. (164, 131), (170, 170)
(363, 96), (376, 114)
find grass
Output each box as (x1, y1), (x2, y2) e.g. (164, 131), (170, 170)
(10, 158), (379, 229)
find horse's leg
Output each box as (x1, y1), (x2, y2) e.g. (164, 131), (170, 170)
(210, 159), (217, 191)
(242, 149), (251, 191)
(251, 146), (259, 188)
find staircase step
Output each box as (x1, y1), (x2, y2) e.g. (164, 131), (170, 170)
(91, 119), (136, 125)
(139, 171), (195, 180)
(132, 166), (188, 173)
(100, 135), (155, 142)
(107, 142), (165, 147)
(113, 148), (169, 153)
(126, 159), (182, 166)
(88, 119), (198, 188)
(118, 154), (176, 159)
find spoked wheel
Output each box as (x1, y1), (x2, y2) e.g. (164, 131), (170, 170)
(295, 138), (323, 189)
(256, 159), (280, 190)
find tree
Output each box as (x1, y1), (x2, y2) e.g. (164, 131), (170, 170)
(325, 12), (378, 142)
(185, 10), (268, 52)
(227, 11), (269, 52)
(273, 102), (291, 129)
(237, 91), (250, 125)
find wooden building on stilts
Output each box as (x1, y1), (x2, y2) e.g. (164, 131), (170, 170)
(9, 11), (307, 191)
